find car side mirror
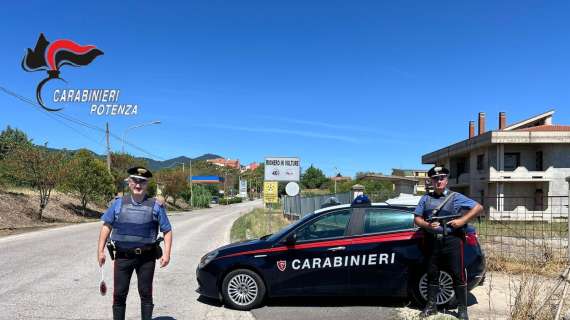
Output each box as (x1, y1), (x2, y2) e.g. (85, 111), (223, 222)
(284, 233), (296, 246)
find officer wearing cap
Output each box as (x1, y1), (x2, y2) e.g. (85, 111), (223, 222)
(414, 166), (482, 320)
(97, 166), (173, 320)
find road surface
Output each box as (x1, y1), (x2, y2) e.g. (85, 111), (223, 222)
(0, 199), (401, 319)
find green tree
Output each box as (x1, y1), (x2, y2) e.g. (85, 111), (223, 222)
(146, 179), (157, 198)
(180, 184), (212, 208)
(0, 126), (33, 188)
(110, 152), (148, 193)
(63, 149), (115, 215)
(0, 126), (32, 159)
(301, 165), (328, 189)
(155, 169), (187, 205)
(5, 144), (66, 220)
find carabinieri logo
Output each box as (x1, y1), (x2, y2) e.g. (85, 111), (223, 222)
(277, 260), (287, 272)
(21, 33), (103, 112)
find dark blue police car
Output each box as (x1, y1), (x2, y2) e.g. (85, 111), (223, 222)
(196, 200), (486, 310)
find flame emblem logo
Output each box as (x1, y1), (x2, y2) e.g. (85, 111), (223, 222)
(277, 260), (286, 272)
(21, 33), (103, 111)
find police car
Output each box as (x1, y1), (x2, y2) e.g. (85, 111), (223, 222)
(196, 198), (486, 310)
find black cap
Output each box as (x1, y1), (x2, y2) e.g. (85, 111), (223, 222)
(127, 166), (153, 179)
(427, 166), (449, 177)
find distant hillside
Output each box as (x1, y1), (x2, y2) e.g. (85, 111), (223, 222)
(141, 153), (222, 171)
(41, 146), (222, 171)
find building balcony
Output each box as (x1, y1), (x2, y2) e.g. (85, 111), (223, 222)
(489, 167), (553, 182)
(448, 173), (470, 187)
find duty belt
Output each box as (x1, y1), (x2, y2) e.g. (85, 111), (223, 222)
(115, 245), (156, 259)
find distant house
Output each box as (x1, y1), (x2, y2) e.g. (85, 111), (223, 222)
(392, 169), (428, 193)
(359, 174), (419, 195)
(422, 110), (570, 221)
(243, 162), (260, 172)
(330, 173), (351, 182)
(207, 157), (241, 169)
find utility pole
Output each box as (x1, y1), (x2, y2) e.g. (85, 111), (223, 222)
(106, 122), (111, 173)
(189, 159), (193, 209)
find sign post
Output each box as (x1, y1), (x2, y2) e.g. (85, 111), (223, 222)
(264, 156), (301, 229)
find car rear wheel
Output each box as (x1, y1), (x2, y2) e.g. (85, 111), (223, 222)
(411, 271), (456, 307)
(221, 269), (266, 310)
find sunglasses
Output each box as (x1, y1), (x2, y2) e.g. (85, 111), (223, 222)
(430, 175), (448, 181)
(130, 178), (148, 185)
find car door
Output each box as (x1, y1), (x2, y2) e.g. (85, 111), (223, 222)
(347, 207), (422, 296)
(267, 209), (354, 296)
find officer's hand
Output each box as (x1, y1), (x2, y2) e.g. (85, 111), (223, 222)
(155, 196), (166, 206)
(429, 222), (440, 229)
(160, 254), (170, 268)
(98, 251), (106, 267)
(447, 218), (466, 228)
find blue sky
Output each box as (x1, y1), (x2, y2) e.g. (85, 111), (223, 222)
(2, 1), (570, 176)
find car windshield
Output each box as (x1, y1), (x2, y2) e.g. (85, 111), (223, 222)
(266, 212), (316, 242)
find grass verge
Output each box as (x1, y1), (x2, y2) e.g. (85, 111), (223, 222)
(230, 208), (291, 242)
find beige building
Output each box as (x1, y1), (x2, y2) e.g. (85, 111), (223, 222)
(392, 169), (428, 193)
(422, 110), (570, 221)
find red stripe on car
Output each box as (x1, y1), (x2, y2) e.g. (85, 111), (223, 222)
(219, 230), (421, 259)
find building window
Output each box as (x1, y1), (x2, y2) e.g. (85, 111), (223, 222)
(504, 153), (520, 170)
(536, 151), (543, 171)
(477, 154), (484, 170)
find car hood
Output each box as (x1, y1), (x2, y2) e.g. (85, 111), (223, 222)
(216, 238), (273, 257)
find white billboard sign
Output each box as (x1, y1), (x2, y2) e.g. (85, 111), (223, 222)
(264, 157), (300, 182)
(239, 179), (248, 198)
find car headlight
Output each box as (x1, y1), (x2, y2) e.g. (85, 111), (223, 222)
(199, 250), (218, 268)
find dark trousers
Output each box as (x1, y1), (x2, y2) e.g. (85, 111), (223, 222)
(425, 234), (465, 286)
(113, 255), (156, 306)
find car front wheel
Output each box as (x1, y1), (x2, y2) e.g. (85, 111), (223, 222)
(411, 271), (456, 307)
(221, 269), (266, 310)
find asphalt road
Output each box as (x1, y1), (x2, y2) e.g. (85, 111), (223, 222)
(0, 199), (399, 320)
(0, 201), (260, 320)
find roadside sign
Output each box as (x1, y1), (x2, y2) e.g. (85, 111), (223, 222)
(285, 182), (300, 197)
(264, 157), (300, 182)
(263, 181), (279, 204)
(239, 179), (247, 198)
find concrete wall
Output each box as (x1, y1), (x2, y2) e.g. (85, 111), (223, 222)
(543, 144), (570, 196)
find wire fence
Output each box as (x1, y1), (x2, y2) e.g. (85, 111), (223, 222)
(282, 192), (569, 262)
(474, 196), (569, 263)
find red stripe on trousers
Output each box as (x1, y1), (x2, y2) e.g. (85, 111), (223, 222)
(460, 238), (465, 283)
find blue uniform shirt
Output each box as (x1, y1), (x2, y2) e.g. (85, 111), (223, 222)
(414, 189), (477, 218)
(101, 197), (172, 233)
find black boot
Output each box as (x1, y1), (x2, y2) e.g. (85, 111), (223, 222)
(454, 284), (469, 320)
(112, 305), (126, 320)
(420, 284), (439, 318)
(141, 303), (154, 320)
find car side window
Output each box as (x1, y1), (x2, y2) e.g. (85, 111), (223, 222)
(363, 209), (414, 234)
(295, 210), (351, 242)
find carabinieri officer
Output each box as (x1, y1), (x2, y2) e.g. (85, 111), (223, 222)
(97, 166), (173, 320)
(414, 166), (482, 320)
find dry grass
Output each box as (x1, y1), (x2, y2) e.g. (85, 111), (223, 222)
(0, 187), (107, 236)
(486, 252), (567, 277)
(230, 208), (290, 242)
(483, 250), (570, 320)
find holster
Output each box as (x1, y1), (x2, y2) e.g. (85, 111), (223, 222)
(154, 237), (164, 260)
(106, 240), (116, 260)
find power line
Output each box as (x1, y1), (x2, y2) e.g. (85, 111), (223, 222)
(0, 85), (165, 160)
(0, 86), (107, 150)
